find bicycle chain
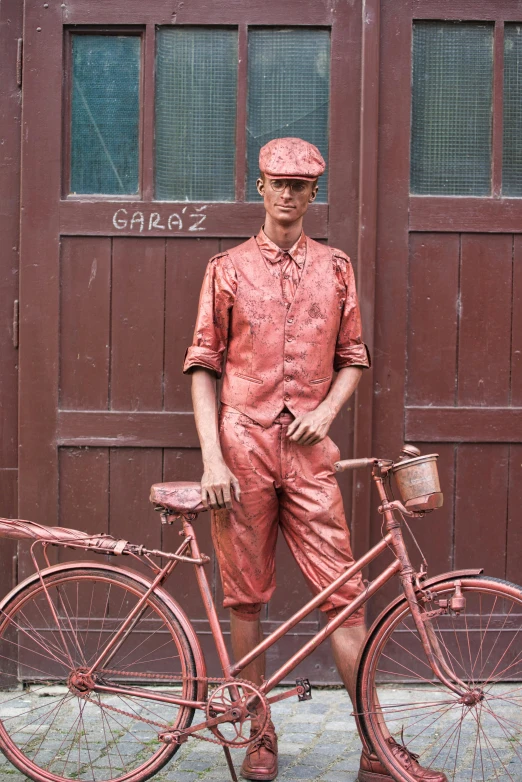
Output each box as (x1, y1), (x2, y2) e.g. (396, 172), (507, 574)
(77, 672), (270, 748)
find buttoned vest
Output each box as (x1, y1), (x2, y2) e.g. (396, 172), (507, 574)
(221, 237), (346, 427)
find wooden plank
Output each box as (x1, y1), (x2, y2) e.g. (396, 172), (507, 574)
(60, 237), (111, 410)
(62, 0), (334, 25)
(410, 197), (522, 233)
(407, 233), (459, 406)
(512, 237), (522, 406)
(406, 407), (522, 442)
(234, 24), (248, 202)
(19, 0), (62, 526)
(458, 234), (512, 406)
(59, 201), (328, 239)
(0, 469), (17, 688)
(164, 238), (219, 412)
(109, 448), (163, 576)
(507, 444), (522, 585)
(141, 25), (155, 201)
(58, 448), (109, 566)
(454, 444), (509, 578)
(57, 411), (199, 447)
(111, 237), (165, 411)
(0, 0), (22, 471)
(369, 0), (412, 623)
(352, 0), (380, 561)
(412, 0), (522, 21)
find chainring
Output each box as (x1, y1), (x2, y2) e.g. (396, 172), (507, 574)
(206, 679), (270, 748)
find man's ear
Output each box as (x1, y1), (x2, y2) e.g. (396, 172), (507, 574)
(256, 177), (265, 196)
(309, 185), (318, 202)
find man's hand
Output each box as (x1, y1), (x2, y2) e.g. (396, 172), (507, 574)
(201, 458), (241, 510)
(286, 403), (335, 446)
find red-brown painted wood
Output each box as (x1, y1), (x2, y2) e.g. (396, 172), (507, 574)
(60, 238), (111, 410)
(458, 234), (512, 406)
(111, 238), (166, 411)
(406, 407), (522, 442)
(507, 444), (522, 585)
(410, 197), (522, 233)
(512, 237), (522, 406)
(407, 233), (460, 406)
(454, 444), (509, 578)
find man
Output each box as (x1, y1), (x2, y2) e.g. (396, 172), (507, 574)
(184, 138), (446, 782)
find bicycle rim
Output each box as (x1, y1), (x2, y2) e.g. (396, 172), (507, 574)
(359, 577), (522, 782)
(0, 567), (198, 782)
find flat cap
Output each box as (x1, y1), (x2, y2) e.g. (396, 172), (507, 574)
(259, 137), (326, 180)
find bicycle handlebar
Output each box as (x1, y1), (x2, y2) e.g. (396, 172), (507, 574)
(334, 457), (376, 472)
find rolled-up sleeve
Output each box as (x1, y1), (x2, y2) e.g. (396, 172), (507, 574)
(334, 253), (371, 371)
(183, 254), (237, 377)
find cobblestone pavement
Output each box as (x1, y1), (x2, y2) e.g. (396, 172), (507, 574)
(0, 685), (520, 781)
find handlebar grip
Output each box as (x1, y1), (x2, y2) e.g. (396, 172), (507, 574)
(334, 458), (376, 472)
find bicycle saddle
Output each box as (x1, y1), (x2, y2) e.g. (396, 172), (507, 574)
(149, 482), (206, 514)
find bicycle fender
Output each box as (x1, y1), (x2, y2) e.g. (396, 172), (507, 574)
(0, 560), (208, 701)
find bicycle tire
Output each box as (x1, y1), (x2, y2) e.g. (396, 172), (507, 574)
(0, 566), (199, 782)
(357, 575), (522, 782)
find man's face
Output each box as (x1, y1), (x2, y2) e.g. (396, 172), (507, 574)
(256, 176), (318, 224)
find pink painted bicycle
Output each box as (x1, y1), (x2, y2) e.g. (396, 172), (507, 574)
(0, 445), (520, 782)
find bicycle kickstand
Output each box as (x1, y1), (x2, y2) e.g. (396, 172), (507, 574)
(223, 746), (238, 782)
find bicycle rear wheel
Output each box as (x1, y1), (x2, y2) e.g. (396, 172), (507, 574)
(358, 576), (522, 782)
(0, 566), (199, 782)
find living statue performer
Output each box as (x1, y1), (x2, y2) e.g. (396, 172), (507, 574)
(184, 138), (446, 782)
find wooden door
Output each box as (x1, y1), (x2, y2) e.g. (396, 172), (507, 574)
(371, 0), (522, 623)
(19, 0), (369, 683)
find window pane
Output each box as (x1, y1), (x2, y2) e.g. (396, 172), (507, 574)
(503, 25), (522, 196)
(155, 28), (237, 201)
(411, 22), (493, 196)
(70, 35), (140, 195)
(247, 29), (330, 202)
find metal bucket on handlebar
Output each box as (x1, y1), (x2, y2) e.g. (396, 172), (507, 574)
(391, 449), (443, 512)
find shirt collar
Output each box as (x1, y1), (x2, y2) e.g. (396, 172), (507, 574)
(255, 228), (307, 267)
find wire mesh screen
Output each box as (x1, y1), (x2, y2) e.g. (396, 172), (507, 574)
(70, 35), (140, 195)
(155, 28), (237, 201)
(411, 22), (493, 196)
(503, 25), (522, 196)
(246, 29), (330, 202)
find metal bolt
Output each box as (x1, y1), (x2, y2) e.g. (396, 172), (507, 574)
(36, 27), (41, 31)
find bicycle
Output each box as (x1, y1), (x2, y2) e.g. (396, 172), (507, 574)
(0, 445), (520, 782)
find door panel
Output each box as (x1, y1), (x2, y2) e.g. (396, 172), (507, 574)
(19, 0), (364, 683)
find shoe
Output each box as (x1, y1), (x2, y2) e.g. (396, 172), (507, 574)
(358, 738), (448, 781)
(240, 720), (278, 781)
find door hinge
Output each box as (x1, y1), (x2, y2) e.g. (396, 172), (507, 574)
(16, 38), (23, 88)
(12, 299), (19, 348)
(12, 553), (18, 589)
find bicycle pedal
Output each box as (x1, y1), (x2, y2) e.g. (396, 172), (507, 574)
(295, 677), (312, 701)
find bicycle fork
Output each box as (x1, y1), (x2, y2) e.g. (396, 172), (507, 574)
(374, 470), (470, 698)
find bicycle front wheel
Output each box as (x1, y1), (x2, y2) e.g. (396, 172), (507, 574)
(0, 566), (199, 782)
(358, 576), (522, 782)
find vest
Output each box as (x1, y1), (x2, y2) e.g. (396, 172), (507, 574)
(221, 237), (346, 427)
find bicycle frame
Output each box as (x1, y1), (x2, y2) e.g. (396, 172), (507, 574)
(78, 459), (469, 712)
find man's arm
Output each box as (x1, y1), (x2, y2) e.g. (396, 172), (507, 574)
(192, 368), (241, 509)
(286, 366), (362, 446)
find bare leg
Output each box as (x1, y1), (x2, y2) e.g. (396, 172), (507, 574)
(330, 624), (366, 706)
(230, 612), (265, 687)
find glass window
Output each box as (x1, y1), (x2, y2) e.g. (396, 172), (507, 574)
(246, 28), (330, 202)
(411, 22), (493, 196)
(70, 35), (140, 195)
(155, 28), (238, 202)
(503, 25), (522, 196)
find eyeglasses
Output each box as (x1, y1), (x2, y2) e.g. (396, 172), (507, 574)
(268, 179), (311, 194)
